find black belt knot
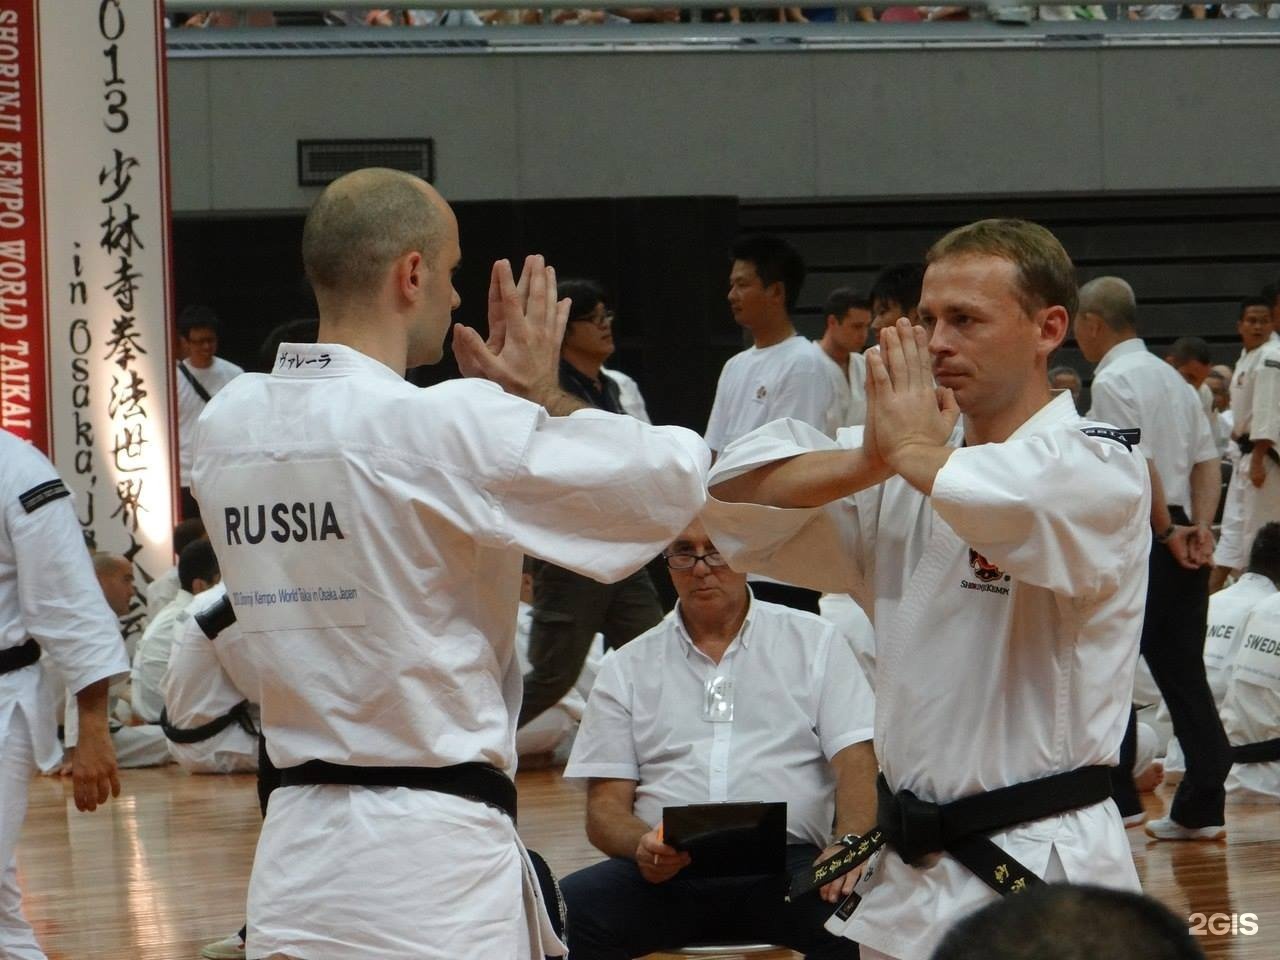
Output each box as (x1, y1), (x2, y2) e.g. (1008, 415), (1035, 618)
(877, 777), (944, 865)
(0, 638), (40, 675)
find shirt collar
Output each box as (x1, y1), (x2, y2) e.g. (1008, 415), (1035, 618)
(1094, 337), (1147, 375)
(272, 342), (406, 385)
(673, 586), (756, 659)
(1006, 389), (1081, 443)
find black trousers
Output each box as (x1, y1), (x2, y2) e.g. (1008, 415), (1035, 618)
(1110, 534), (1232, 827)
(748, 581), (822, 614)
(518, 561), (663, 728)
(560, 845), (859, 960)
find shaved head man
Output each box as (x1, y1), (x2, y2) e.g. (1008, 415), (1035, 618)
(190, 169), (709, 960)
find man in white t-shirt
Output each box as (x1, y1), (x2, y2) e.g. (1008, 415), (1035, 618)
(814, 287), (872, 433)
(176, 305), (244, 519)
(706, 235), (836, 613)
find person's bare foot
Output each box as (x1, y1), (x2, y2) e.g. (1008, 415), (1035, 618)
(1135, 760), (1165, 793)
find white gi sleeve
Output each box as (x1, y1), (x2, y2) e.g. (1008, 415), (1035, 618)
(1250, 348), (1280, 444)
(1087, 375), (1149, 459)
(703, 419), (866, 594)
(930, 429), (1151, 598)
(563, 653), (639, 781)
(5, 448), (129, 695)
(815, 625), (875, 759)
(491, 408), (710, 583)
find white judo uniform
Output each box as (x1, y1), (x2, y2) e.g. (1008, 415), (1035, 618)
(1222, 591), (1280, 802)
(0, 430), (130, 960)
(1216, 341), (1280, 570)
(161, 584), (259, 774)
(703, 391), (1149, 960)
(191, 342), (709, 960)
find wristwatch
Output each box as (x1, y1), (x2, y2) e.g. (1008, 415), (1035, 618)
(1156, 524), (1176, 543)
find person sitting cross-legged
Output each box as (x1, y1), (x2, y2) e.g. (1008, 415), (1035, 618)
(559, 518), (877, 959)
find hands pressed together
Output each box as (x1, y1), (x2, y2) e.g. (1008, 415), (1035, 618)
(1164, 524), (1215, 571)
(451, 255), (579, 414)
(862, 318), (960, 492)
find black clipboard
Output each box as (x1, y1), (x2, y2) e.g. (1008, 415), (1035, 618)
(662, 801), (787, 878)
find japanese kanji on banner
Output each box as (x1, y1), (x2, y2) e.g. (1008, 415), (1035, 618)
(0, 0), (174, 623)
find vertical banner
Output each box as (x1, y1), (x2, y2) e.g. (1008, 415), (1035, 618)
(3, 0), (174, 629)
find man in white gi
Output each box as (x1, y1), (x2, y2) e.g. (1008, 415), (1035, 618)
(560, 519), (875, 959)
(132, 539), (221, 724)
(161, 580), (259, 775)
(176, 305), (244, 519)
(814, 287), (873, 433)
(1212, 296), (1280, 592)
(1074, 276), (1230, 840)
(707, 235), (836, 613)
(0, 429), (127, 960)
(704, 219), (1149, 960)
(191, 167), (709, 960)
(146, 518), (207, 620)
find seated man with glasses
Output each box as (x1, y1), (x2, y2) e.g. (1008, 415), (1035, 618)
(559, 518), (876, 960)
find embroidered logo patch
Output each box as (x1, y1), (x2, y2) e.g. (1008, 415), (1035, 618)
(18, 479), (70, 514)
(1080, 426), (1141, 452)
(969, 549), (1004, 583)
(1265, 359), (1280, 371)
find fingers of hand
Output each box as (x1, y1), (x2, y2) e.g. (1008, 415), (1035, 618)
(515, 254), (536, 308)
(879, 325), (906, 390)
(895, 316), (922, 387)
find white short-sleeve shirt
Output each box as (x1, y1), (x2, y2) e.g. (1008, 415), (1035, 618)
(565, 595), (874, 848)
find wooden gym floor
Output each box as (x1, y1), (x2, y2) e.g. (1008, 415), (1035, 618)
(15, 765), (1280, 960)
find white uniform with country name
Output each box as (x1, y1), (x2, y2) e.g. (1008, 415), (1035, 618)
(192, 342), (709, 960)
(703, 392), (1148, 960)
(1222, 591), (1280, 802)
(160, 584), (258, 774)
(0, 430), (130, 960)
(1216, 341), (1280, 570)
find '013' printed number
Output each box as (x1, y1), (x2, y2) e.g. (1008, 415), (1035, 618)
(1188, 913), (1259, 936)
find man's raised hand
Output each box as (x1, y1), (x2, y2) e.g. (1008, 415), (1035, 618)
(452, 255), (571, 406)
(867, 318), (959, 474)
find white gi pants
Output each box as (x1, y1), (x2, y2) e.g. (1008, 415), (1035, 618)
(1216, 458), (1280, 570)
(0, 708), (47, 960)
(247, 784), (566, 960)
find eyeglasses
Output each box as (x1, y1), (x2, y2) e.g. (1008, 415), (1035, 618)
(663, 550), (727, 571)
(569, 310), (614, 328)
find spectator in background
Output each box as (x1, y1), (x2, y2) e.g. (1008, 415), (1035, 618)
(1167, 336), (1224, 452)
(706, 235), (836, 612)
(146, 518), (207, 621)
(814, 286), (873, 430)
(131, 540), (222, 725)
(1048, 364), (1083, 410)
(1212, 296), (1280, 593)
(930, 884), (1206, 960)
(519, 279), (666, 729)
(176, 305), (244, 519)
(868, 261), (925, 335)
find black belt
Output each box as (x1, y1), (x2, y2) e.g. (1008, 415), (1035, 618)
(1233, 738), (1280, 764)
(1236, 434), (1280, 466)
(0, 638), (40, 675)
(789, 766), (1113, 908)
(160, 700), (259, 745)
(277, 759), (518, 821)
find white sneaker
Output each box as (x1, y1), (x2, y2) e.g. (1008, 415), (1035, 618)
(1144, 817), (1226, 841)
(200, 933), (246, 960)
(1122, 811), (1147, 828)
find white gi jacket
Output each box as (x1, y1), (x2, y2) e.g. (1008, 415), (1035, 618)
(192, 343), (709, 960)
(131, 587), (193, 723)
(1217, 341), (1280, 569)
(703, 392), (1149, 960)
(1, 430), (129, 957)
(160, 584), (258, 773)
(1223, 590), (1280, 802)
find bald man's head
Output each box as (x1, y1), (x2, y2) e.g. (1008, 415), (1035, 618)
(1077, 276), (1138, 334)
(92, 551), (134, 617)
(302, 168), (446, 301)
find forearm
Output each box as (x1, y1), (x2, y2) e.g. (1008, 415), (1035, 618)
(587, 804), (652, 860)
(75, 678), (112, 732)
(1189, 457), (1222, 527)
(541, 388), (588, 417)
(831, 742), (878, 838)
(888, 442), (955, 497)
(1147, 459), (1172, 532)
(710, 448), (890, 509)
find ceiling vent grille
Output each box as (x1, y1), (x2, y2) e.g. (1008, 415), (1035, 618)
(297, 138), (434, 186)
